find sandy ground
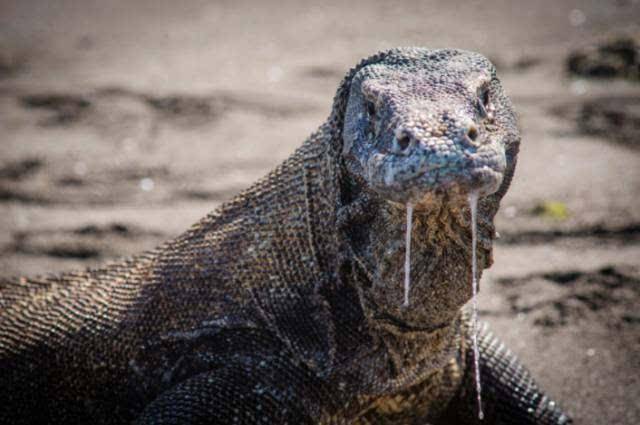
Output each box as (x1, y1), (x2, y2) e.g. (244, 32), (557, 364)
(1, 1), (639, 423)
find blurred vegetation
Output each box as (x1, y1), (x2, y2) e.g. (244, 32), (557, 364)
(531, 201), (569, 220)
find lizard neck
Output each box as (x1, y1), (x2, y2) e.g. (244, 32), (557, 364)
(340, 190), (489, 326)
(330, 178), (498, 386)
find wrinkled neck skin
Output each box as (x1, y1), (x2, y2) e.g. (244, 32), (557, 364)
(337, 174), (497, 383)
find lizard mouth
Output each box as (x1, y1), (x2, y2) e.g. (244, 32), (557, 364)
(366, 150), (506, 204)
(378, 164), (504, 210)
(413, 164), (502, 198)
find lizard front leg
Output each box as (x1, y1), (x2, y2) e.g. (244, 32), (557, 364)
(135, 355), (338, 425)
(436, 323), (572, 424)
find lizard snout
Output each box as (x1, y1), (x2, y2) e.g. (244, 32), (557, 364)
(365, 121), (506, 202)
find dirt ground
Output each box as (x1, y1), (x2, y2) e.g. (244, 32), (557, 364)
(1, 1), (639, 423)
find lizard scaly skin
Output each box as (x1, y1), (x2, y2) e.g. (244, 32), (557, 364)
(0, 48), (571, 424)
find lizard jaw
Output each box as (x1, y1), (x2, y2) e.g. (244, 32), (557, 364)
(363, 140), (506, 205)
(369, 161), (504, 206)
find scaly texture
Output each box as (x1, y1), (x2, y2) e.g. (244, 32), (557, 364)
(0, 48), (571, 424)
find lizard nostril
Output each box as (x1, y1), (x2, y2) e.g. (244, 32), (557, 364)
(396, 134), (411, 151)
(467, 126), (479, 142)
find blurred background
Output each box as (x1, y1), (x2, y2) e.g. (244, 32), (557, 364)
(1, 1), (639, 423)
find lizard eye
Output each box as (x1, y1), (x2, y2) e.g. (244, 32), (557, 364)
(477, 86), (490, 118)
(480, 88), (490, 108)
(366, 100), (377, 118)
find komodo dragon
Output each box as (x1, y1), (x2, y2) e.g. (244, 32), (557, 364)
(0, 48), (571, 424)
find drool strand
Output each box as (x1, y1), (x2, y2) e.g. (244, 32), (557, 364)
(469, 191), (484, 420)
(403, 202), (413, 307)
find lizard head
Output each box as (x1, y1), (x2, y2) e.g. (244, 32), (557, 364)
(333, 48), (520, 329)
(340, 48), (518, 203)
